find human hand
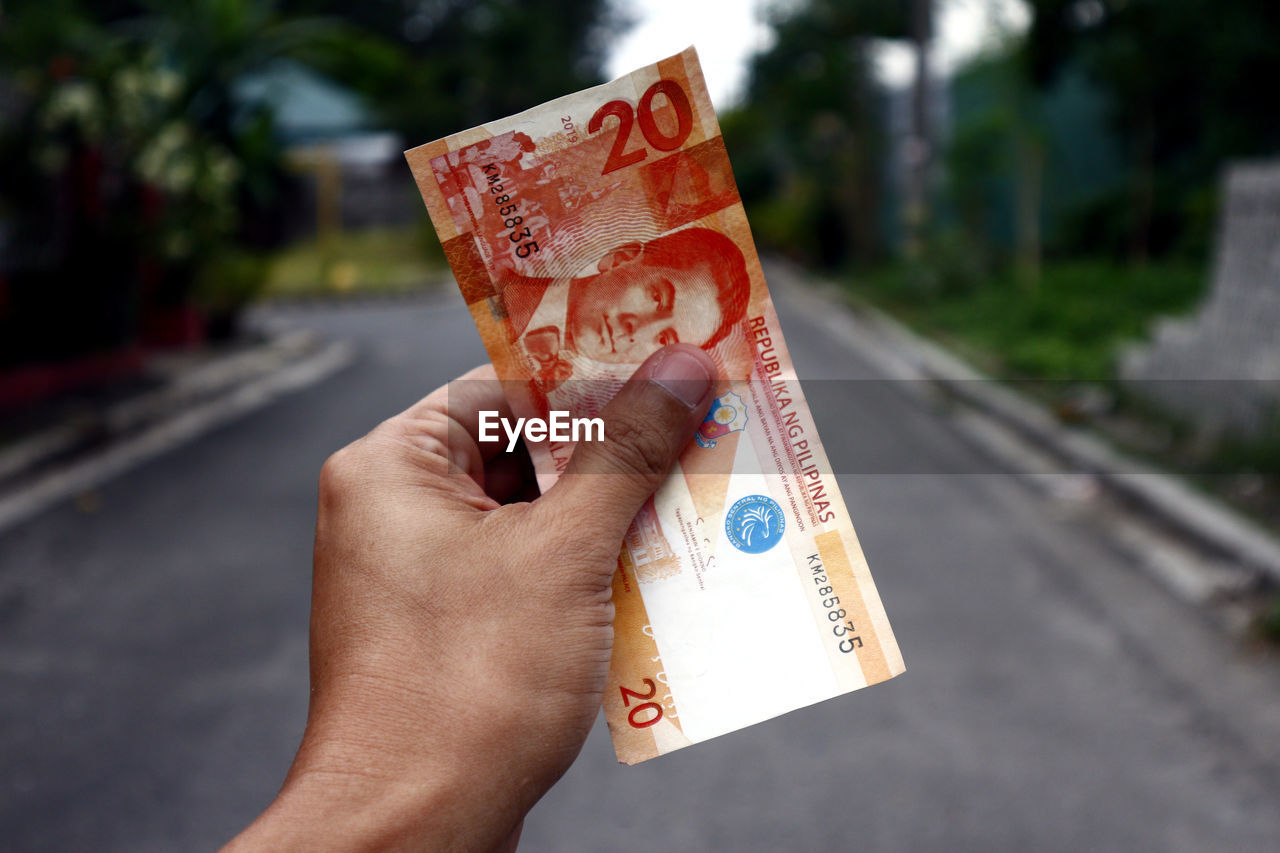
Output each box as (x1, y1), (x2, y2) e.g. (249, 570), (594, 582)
(225, 344), (715, 852)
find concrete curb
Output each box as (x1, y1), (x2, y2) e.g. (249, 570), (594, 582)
(0, 330), (355, 535)
(766, 258), (1280, 592)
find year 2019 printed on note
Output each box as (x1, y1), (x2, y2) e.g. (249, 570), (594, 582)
(406, 46), (904, 764)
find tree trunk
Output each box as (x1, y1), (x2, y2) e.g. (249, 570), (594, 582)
(903, 0), (933, 258)
(1015, 132), (1043, 291)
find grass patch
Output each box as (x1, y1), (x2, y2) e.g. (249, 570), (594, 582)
(851, 259), (1206, 380)
(260, 224), (446, 300)
(1259, 596), (1280, 643)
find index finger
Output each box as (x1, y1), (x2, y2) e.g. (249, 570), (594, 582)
(403, 364), (516, 465)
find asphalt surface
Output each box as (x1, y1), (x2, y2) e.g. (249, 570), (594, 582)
(2, 280), (1279, 851)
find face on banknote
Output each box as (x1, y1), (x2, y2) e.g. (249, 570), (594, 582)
(407, 46), (903, 764)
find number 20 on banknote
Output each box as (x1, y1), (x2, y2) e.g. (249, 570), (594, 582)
(407, 46), (904, 764)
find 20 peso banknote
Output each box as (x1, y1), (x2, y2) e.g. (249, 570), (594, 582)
(406, 46), (903, 764)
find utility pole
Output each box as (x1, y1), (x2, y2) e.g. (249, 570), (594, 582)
(903, 0), (933, 257)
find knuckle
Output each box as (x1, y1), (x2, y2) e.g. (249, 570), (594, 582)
(318, 446), (354, 493)
(380, 411), (454, 463)
(318, 436), (378, 502)
(391, 408), (449, 440)
(317, 449), (357, 509)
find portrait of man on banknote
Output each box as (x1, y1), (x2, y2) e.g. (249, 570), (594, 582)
(498, 226), (751, 398)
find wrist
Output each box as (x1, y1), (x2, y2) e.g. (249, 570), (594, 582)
(223, 715), (528, 852)
(223, 763), (457, 852)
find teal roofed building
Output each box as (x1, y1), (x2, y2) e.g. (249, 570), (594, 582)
(234, 60), (415, 233)
(234, 59), (374, 144)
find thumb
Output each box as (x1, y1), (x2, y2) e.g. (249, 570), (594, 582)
(540, 344), (715, 540)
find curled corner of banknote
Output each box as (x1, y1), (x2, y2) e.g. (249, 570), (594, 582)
(407, 45), (904, 765)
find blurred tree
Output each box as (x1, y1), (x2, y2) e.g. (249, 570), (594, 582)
(1025, 0), (1280, 261)
(279, 0), (628, 143)
(0, 0), (331, 360)
(944, 48), (1048, 290)
(0, 0), (629, 365)
(119, 0), (337, 249)
(724, 0), (910, 268)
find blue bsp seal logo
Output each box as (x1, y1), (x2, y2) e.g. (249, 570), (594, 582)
(725, 494), (785, 554)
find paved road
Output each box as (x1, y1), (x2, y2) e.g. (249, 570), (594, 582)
(2, 279), (1278, 851)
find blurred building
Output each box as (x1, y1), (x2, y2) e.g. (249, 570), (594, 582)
(233, 60), (420, 240)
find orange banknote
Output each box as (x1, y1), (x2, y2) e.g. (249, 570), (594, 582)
(407, 47), (903, 764)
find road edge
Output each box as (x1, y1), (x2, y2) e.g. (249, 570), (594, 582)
(0, 332), (355, 535)
(765, 257), (1280, 607)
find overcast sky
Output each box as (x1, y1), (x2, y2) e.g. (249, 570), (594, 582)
(606, 0), (1031, 108)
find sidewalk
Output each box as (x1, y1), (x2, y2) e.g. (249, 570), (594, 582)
(0, 326), (353, 533)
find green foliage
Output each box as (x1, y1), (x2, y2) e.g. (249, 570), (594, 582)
(724, 0), (898, 270)
(0, 0), (336, 358)
(853, 258), (1206, 379)
(939, 0), (1279, 268)
(1260, 599), (1280, 644)
(943, 50), (1041, 270)
(1025, 0), (1280, 260)
(0, 0), (629, 363)
(1209, 427), (1280, 485)
(193, 248), (271, 325)
(281, 0), (627, 143)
